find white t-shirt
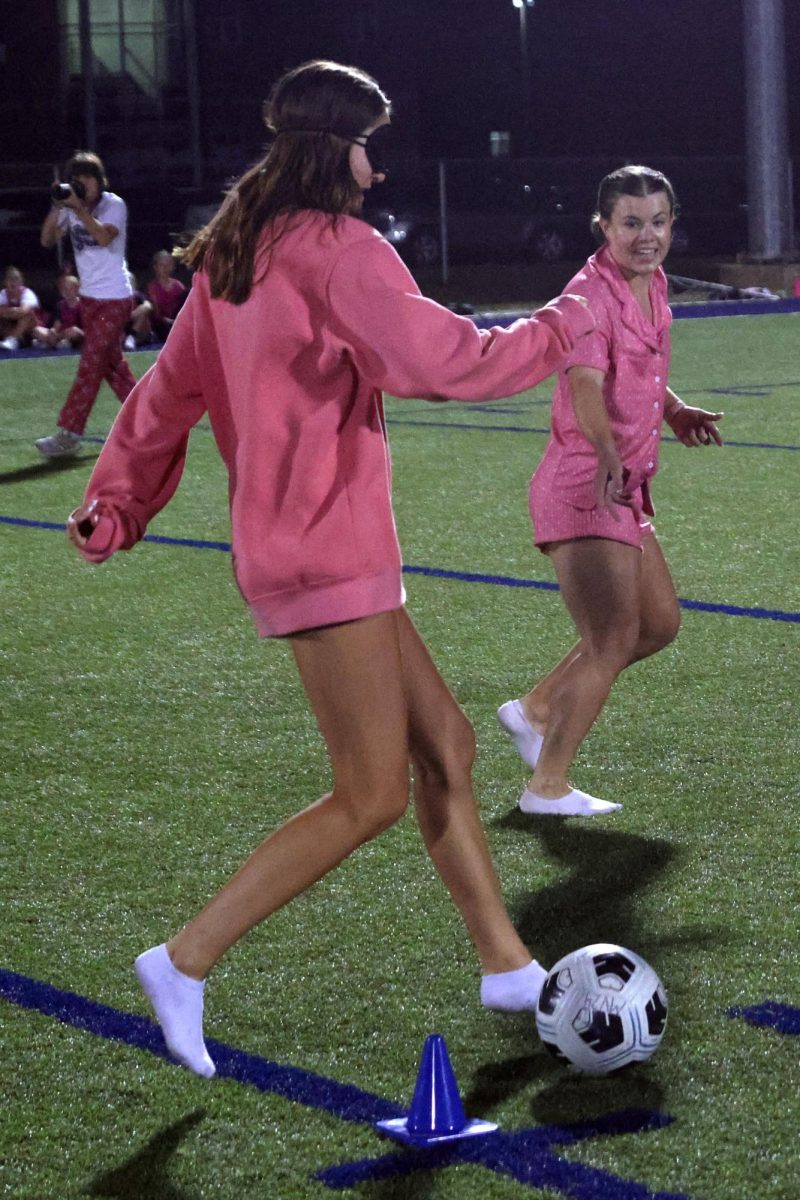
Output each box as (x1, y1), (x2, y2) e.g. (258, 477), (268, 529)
(57, 192), (132, 301)
(0, 286), (40, 309)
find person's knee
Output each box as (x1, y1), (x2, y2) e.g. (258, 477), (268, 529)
(332, 777), (410, 840)
(658, 607), (681, 650)
(640, 607), (681, 657)
(584, 625), (639, 675)
(412, 710), (476, 792)
(362, 783), (409, 837)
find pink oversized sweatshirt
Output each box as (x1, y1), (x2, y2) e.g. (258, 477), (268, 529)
(77, 211), (594, 636)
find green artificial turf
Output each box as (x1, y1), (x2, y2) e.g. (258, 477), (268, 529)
(1, 313), (798, 1199)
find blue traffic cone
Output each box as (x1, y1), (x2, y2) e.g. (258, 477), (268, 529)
(375, 1034), (498, 1147)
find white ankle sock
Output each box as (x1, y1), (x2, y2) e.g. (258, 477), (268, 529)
(518, 787), (622, 817)
(497, 700), (544, 770)
(135, 944), (216, 1078)
(481, 959), (548, 1012)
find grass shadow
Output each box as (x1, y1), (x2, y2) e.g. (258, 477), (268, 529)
(0, 454), (98, 485)
(530, 1064), (668, 1126)
(494, 814), (686, 964)
(462, 1053), (544, 1114)
(465, 820), (726, 1121)
(84, 1109), (206, 1200)
(465, 1050), (668, 1128)
(359, 1167), (439, 1200)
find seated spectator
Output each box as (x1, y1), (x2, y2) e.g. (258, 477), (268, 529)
(0, 266), (43, 350)
(123, 270), (155, 350)
(33, 273), (84, 350)
(147, 249), (186, 342)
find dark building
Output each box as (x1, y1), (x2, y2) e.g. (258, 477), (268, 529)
(0, 1), (797, 271)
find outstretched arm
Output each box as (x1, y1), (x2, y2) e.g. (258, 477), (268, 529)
(567, 365), (629, 516)
(327, 237), (594, 402)
(67, 289), (207, 562)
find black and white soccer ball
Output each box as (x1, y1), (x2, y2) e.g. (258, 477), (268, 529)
(535, 943), (668, 1074)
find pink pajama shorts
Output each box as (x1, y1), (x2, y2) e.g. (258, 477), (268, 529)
(530, 488), (654, 552)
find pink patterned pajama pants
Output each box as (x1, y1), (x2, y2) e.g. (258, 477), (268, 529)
(57, 295), (136, 435)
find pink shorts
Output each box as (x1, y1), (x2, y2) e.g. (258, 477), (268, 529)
(530, 491), (654, 552)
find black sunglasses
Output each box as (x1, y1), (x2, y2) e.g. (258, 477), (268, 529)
(275, 125), (391, 176)
(343, 125), (391, 176)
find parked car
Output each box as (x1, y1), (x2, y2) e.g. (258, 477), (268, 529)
(363, 163), (596, 268)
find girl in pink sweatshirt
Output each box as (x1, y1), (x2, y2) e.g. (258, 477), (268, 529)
(68, 59), (594, 1078)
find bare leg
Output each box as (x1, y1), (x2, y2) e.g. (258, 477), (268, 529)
(529, 534), (679, 799)
(168, 611), (412, 979)
(137, 609), (549, 1072)
(395, 610), (531, 975)
(521, 536), (680, 733)
(520, 644), (581, 733)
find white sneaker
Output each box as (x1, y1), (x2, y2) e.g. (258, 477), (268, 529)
(35, 430), (81, 458)
(123, 334), (136, 350)
(1, 336), (19, 351)
(497, 699), (544, 770)
(519, 786), (622, 817)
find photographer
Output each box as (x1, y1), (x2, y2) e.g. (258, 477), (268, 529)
(36, 151), (136, 458)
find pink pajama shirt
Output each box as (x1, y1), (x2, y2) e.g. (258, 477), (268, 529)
(530, 245), (671, 550)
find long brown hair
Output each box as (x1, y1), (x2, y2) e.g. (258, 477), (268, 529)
(180, 60), (390, 303)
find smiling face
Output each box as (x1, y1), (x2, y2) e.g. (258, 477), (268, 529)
(349, 111), (390, 193)
(601, 191), (674, 281)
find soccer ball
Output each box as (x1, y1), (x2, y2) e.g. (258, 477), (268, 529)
(535, 943), (668, 1074)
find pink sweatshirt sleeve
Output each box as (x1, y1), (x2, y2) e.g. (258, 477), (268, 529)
(326, 237), (595, 401)
(77, 289), (207, 563)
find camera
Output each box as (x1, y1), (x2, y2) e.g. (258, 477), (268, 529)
(51, 179), (87, 203)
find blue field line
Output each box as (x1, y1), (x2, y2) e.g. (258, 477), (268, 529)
(473, 298), (800, 330)
(0, 965), (687, 1198)
(388, 416), (552, 435)
(385, 418), (800, 450)
(412, 568), (798, 627)
(727, 1001), (800, 1036)
(84, 423), (800, 452)
(2, 301), (797, 368)
(0, 964), (401, 1124)
(316, 1112), (688, 1198)
(671, 298), (800, 320)
(3, 514), (799, 624)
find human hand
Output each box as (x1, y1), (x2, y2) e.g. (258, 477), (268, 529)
(667, 405), (723, 447)
(66, 499), (100, 549)
(594, 452), (631, 519)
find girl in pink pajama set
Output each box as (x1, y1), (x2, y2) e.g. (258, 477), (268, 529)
(498, 166), (724, 819)
(68, 60), (594, 1078)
